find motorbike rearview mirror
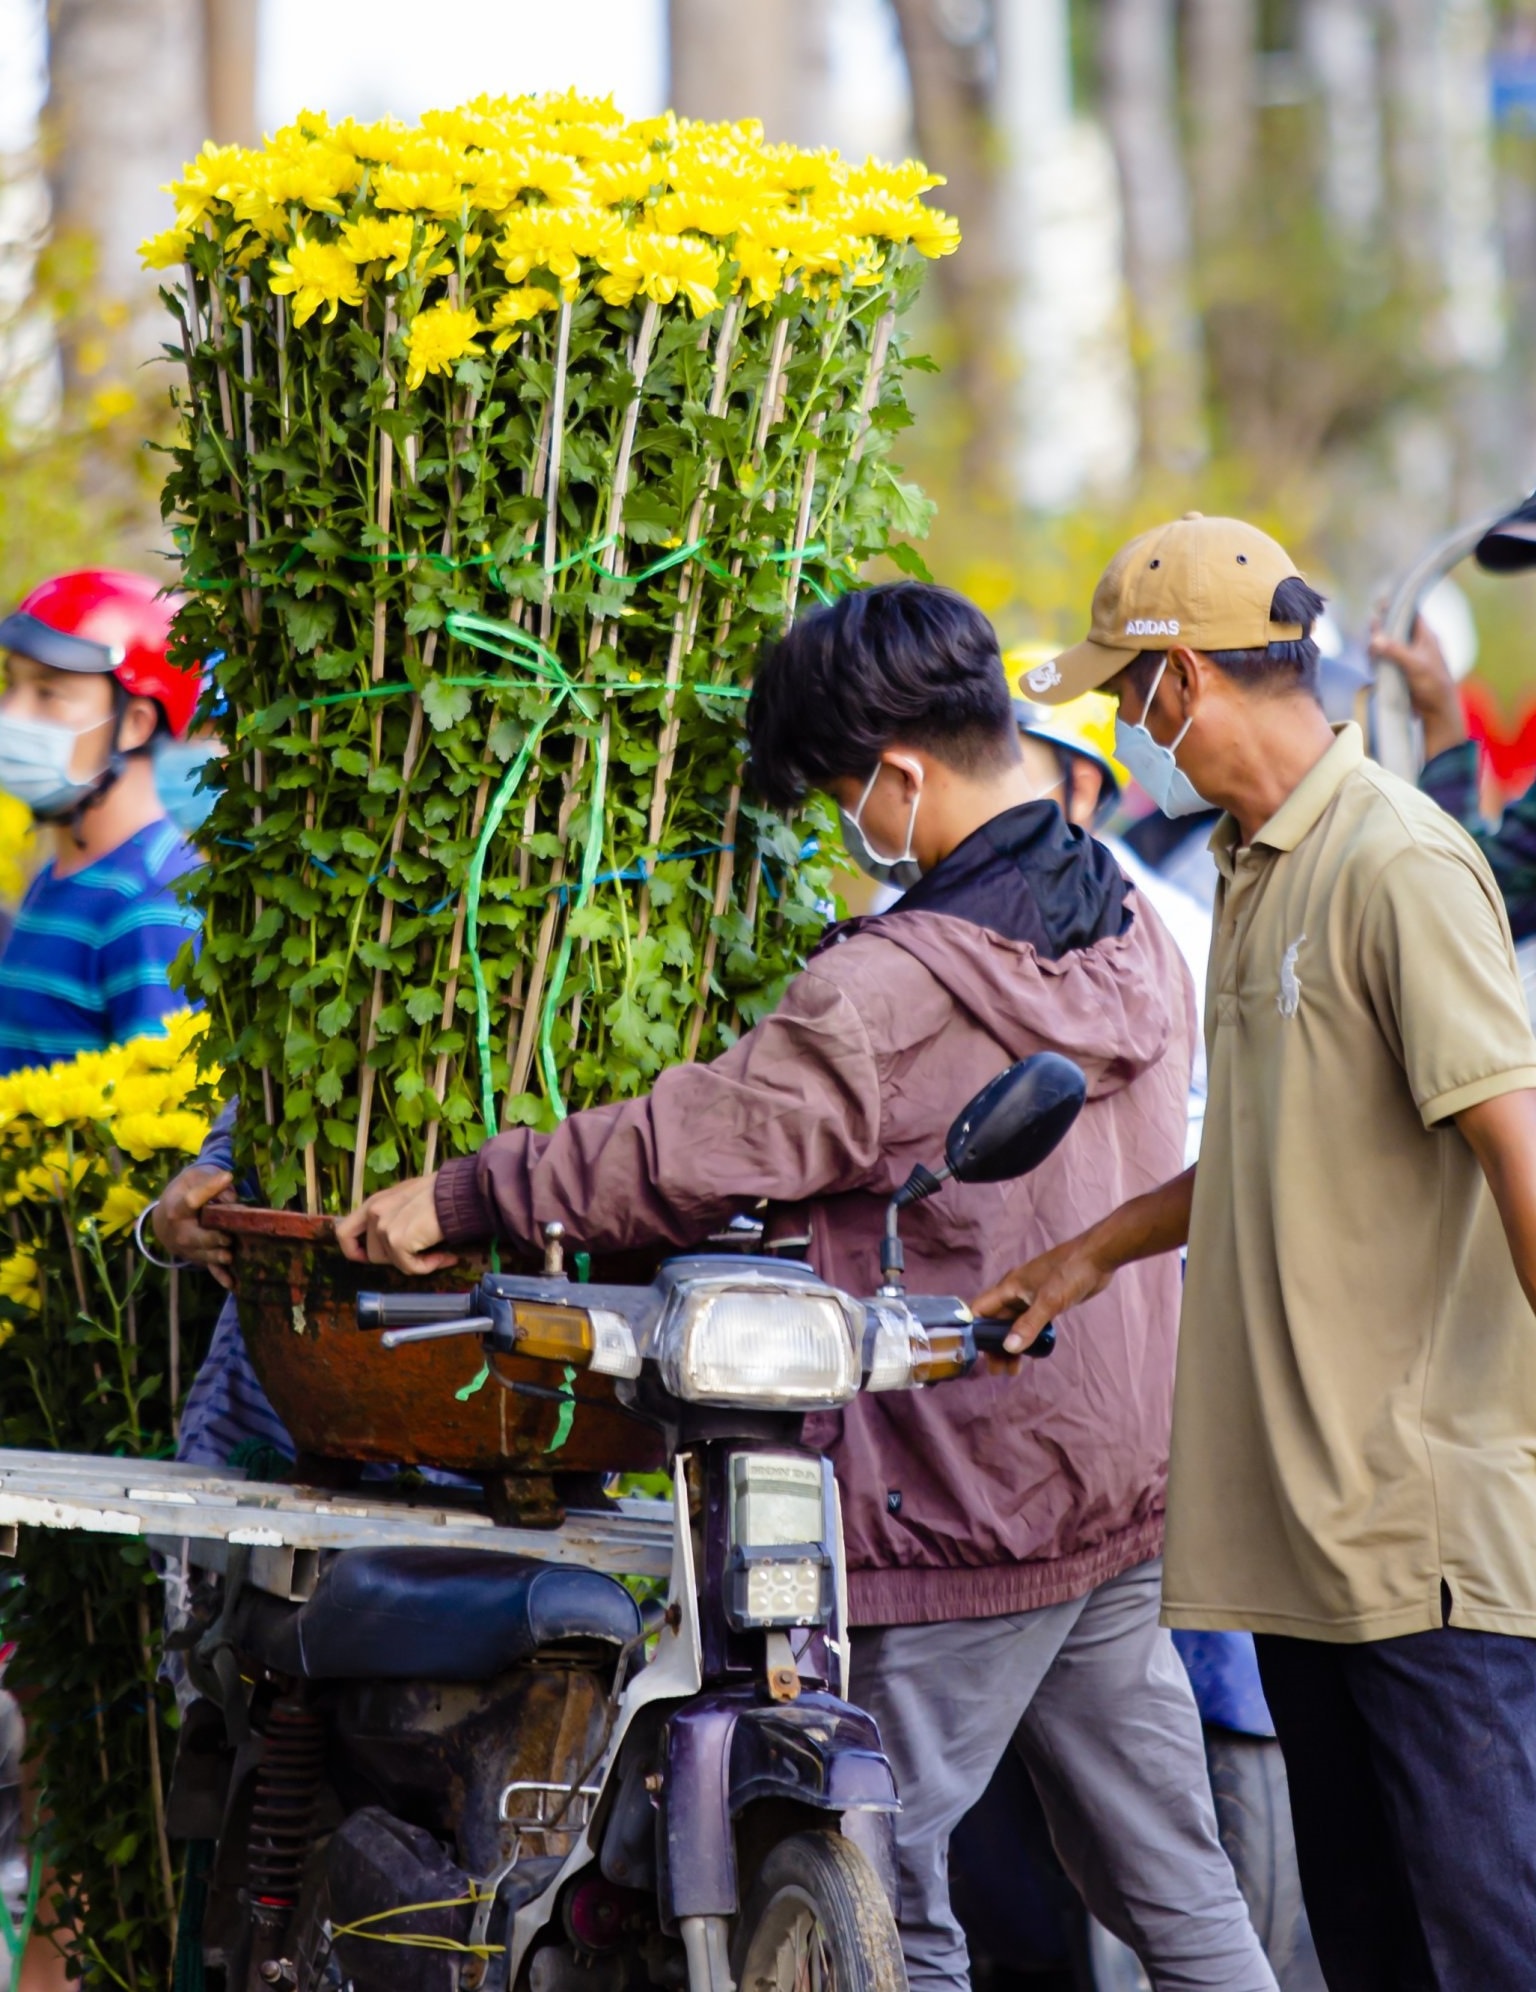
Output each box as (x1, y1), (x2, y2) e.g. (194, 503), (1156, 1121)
(879, 1053), (1087, 1296)
(942, 1051), (1088, 1186)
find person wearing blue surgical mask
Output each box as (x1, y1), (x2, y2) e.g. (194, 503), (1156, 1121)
(0, 569), (203, 1074)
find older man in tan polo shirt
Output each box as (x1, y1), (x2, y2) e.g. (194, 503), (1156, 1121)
(980, 514), (1536, 1991)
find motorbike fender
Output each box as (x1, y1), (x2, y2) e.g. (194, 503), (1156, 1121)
(660, 1691), (899, 1921)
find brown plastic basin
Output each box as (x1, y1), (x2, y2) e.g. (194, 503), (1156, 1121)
(207, 1205), (663, 1475)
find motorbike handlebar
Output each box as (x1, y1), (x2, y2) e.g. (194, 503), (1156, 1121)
(971, 1317), (1056, 1360)
(356, 1290), (477, 1330)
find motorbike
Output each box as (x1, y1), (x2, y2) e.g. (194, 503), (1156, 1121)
(170, 1051), (1086, 1992)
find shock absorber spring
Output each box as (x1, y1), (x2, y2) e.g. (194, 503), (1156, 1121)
(247, 1698), (325, 1915)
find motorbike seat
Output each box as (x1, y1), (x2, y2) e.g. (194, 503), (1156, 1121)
(243, 1547), (641, 1683)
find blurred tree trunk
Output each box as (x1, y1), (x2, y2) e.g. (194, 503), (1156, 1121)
(668, 0), (831, 146)
(994, 0), (1135, 507)
(887, 0), (1014, 502)
(1099, 0), (1207, 473)
(1300, 0), (1384, 246)
(44, 0), (208, 381)
(203, 0), (257, 148)
(1382, 0), (1505, 370)
(1184, 0), (1258, 245)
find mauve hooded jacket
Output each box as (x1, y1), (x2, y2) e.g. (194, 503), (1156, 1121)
(435, 804), (1196, 1627)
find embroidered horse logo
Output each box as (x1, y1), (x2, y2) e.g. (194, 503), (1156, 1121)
(1277, 935), (1305, 1019)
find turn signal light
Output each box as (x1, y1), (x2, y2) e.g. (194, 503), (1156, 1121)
(511, 1302), (641, 1379)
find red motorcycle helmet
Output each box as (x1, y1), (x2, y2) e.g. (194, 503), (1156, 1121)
(0, 569), (201, 739)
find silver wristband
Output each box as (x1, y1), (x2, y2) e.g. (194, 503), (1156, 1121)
(134, 1200), (192, 1271)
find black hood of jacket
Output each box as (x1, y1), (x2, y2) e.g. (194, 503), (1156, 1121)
(820, 800), (1129, 963)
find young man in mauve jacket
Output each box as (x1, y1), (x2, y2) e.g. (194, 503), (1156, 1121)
(339, 583), (1274, 1991)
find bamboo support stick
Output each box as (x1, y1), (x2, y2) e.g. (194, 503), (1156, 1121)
(236, 274), (261, 561)
(583, 299), (658, 661)
(370, 302), (398, 758)
(168, 1268), (180, 1437)
(849, 309), (895, 467)
(350, 694), (426, 1205)
(508, 736), (586, 1099)
(683, 782), (743, 1062)
(421, 774), (492, 1175)
(496, 789), (539, 1128)
(136, 1597), (177, 1933)
(422, 400), (553, 1158)
(540, 299), (574, 645)
(645, 300), (741, 853)
(782, 410), (826, 628)
(715, 314), (794, 659)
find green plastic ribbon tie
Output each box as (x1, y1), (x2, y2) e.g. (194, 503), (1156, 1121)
(455, 1363), (490, 1401)
(545, 1364), (578, 1453)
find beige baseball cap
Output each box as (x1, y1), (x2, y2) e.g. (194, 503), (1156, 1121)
(1022, 513), (1306, 706)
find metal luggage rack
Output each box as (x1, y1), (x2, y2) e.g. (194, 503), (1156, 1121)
(0, 1449), (672, 1600)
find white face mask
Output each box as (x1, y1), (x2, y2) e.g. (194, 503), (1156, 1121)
(838, 757), (925, 890)
(0, 711), (111, 820)
(1113, 658), (1211, 819)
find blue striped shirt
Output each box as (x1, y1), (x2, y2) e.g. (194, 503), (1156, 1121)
(0, 819), (200, 1074)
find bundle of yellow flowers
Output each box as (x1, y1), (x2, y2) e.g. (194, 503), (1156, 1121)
(0, 1010), (220, 1342)
(141, 92), (956, 1215)
(0, 1012), (226, 1981)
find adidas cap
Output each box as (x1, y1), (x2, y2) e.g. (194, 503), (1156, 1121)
(1023, 513), (1307, 705)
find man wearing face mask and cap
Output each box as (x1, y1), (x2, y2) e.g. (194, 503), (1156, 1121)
(982, 515), (1536, 1989)
(0, 569), (204, 1073)
(332, 581), (1276, 1991)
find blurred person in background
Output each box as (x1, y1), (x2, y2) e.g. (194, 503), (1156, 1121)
(1369, 614), (1536, 945)
(0, 570), (202, 1073)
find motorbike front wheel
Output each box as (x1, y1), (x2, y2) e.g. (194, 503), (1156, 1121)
(733, 1829), (904, 1992)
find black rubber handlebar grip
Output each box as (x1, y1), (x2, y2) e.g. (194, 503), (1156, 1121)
(971, 1317), (1056, 1360)
(355, 1290), (476, 1329)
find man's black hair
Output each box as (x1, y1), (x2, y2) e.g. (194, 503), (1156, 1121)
(1126, 576), (1328, 701)
(747, 581), (1019, 810)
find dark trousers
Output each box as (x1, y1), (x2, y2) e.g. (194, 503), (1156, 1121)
(1255, 1625), (1536, 1990)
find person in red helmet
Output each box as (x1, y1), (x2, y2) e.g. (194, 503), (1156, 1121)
(0, 569), (204, 1074)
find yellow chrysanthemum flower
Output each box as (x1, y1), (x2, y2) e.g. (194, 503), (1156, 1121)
(168, 139), (252, 229)
(0, 1249), (41, 1313)
(268, 234), (365, 326)
(842, 158), (946, 203)
(588, 154), (660, 207)
(140, 223), (195, 271)
(97, 1182), (152, 1238)
(260, 142), (363, 216)
(112, 1110), (211, 1163)
(730, 236), (787, 308)
(404, 302), (485, 390)
(338, 214), (416, 277)
(596, 230), (723, 317)
(374, 163), (465, 221)
(488, 284), (560, 351)
(497, 206), (625, 295)
(332, 116), (413, 165)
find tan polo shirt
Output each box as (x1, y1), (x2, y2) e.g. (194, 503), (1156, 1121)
(1163, 723), (1536, 1643)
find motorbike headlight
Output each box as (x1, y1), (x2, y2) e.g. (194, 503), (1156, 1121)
(651, 1273), (862, 1407)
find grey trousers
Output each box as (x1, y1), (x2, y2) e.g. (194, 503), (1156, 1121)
(849, 1558), (1276, 1992)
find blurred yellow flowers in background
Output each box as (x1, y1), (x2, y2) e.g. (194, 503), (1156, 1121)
(0, 1011), (220, 1317)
